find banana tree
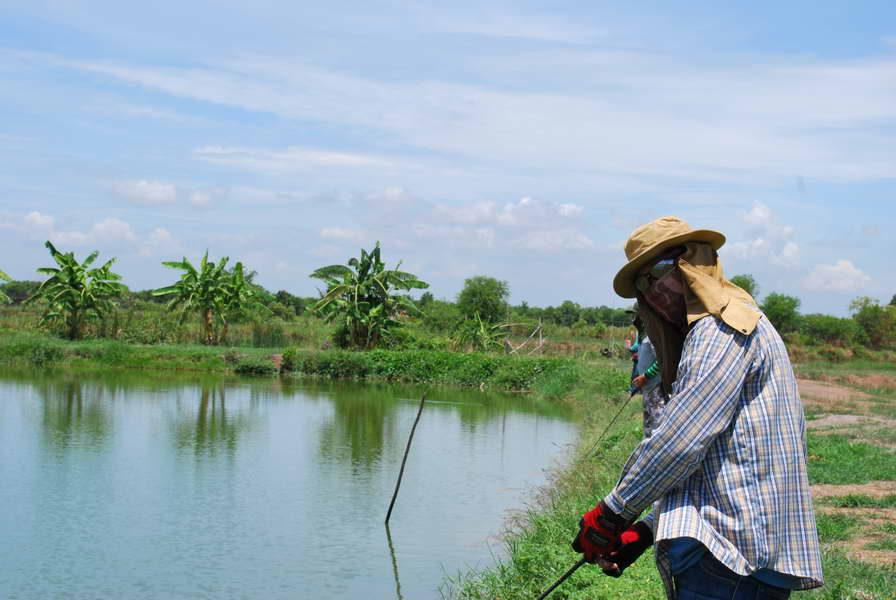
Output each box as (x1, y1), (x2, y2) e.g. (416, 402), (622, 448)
(153, 252), (230, 345)
(218, 262), (273, 343)
(310, 242), (429, 349)
(26, 241), (127, 340)
(0, 269), (10, 304)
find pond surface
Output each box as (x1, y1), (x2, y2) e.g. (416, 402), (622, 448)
(0, 368), (576, 599)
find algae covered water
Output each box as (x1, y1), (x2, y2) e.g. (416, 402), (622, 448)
(0, 368), (576, 599)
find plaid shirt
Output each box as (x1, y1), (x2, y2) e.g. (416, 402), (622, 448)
(604, 314), (824, 598)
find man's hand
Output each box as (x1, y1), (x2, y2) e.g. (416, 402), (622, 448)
(601, 521), (653, 577)
(632, 374), (647, 389)
(571, 501), (627, 563)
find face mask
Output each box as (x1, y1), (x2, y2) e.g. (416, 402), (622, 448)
(642, 266), (687, 326)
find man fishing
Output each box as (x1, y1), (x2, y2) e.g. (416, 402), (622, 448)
(571, 217), (823, 599)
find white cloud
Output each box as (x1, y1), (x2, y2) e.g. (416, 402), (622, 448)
(802, 259), (871, 292)
(110, 179), (224, 208)
(320, 227), (365, 241)
(193, 145), (400, 171)
(139, 227), (180, 257)
(728, 202), (800, 268)
(45, 50), (896, 185)
(557, 203), (584, 217)
(23, 210), (55, 232)
(187, 190), (214, 208)
(5, 211), (153, 252)
(112, 180), (177, 204)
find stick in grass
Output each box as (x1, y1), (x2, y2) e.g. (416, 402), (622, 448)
(385, 392), (426, 524)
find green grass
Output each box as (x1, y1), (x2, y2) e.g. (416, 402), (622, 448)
(814, 512), (861, 543)
(818, 494), (896, 508)
(798, 358), (896, 375)
(441, 375), (666, 600)
(282, 347), (610, 393)
(877, 523), (896, 535)
(807, 433), (896, 484)
(444, 424), (668, 600)
(445, 397), (896, 598)
(0, 330), (277, 372)
(834, 425), (896, 447)
(805, 550), (896, 600)
(866, 538), (896, 551)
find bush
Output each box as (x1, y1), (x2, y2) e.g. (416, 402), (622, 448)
(97, 341), (134, 365)
(381, 327), (451, 351)
(281, 347), (298, 372)
(27, 340), (65, 365)
(818, 345), (851, 363)
(850, 298), (896, 349)
(800, 314), (864, 347)
(234, 356), (278, 375)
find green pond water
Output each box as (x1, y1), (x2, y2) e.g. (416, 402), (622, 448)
(0, 368), (577, 599)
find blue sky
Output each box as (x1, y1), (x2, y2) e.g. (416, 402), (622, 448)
(1, 1), (894, 316)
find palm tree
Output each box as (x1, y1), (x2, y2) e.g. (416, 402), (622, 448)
(218, 262), (273, 343)
(310, 242), (428, 349)
(153, 252), (229, 345)
(26, 241), (127, 340)
(154, 252), (271, 345)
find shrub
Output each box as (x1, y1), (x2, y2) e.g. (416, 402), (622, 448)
(281, 347), (298, 372)
(27, 340), (65, 365)
(381, 327), (451, 351)
(850, 297), (896, 349)
(97, 341), (134, 365)
(818, 345), (851, 363)
(800, 314), (864, 347)
(234, 356), (278, 375)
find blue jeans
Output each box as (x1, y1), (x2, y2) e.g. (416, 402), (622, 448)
(675, 553), (791, 600)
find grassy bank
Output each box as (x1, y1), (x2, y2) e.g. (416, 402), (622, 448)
(281, 347), (628, 397)
(444, 370), (896, 599)
(0, 330), (628, 396)
(0, 330), (274, 372)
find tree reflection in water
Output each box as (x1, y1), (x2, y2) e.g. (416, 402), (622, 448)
(171, 382), (255, 459)
(36, 377), (112, 453)
(317, 382), (401, 472)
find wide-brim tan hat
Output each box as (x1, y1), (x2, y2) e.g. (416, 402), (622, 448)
(613, 216), (725, 298)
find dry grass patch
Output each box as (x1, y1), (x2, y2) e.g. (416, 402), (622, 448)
(798, 378), (880, 414)
(815, 505), (896, 568)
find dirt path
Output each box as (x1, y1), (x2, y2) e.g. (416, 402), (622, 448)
(800, 377), (896, 568)
(798, 378), (878, 413)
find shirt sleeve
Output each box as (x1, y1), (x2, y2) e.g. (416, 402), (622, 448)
(604, 317), (753, 522)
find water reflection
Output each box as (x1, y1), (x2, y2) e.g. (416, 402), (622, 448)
(317, 384), (403, 471)
(170, 383), (257, 459)
(385, 524), (404, 600)
(0, 367), (576, 600)
(33, 376), (113, 453)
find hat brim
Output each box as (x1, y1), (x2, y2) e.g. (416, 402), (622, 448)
(613, 229), (725, 298)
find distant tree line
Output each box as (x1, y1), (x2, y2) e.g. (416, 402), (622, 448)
(2, 242), (895, 352)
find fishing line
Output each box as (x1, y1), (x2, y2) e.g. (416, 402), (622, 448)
(583, 389), (636, 459)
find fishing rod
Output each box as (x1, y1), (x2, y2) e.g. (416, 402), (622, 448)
(535, 558), (586, 600)
(583, 386), (637, 459)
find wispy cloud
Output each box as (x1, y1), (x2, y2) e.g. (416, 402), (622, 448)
(193, 145), (402, 171)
